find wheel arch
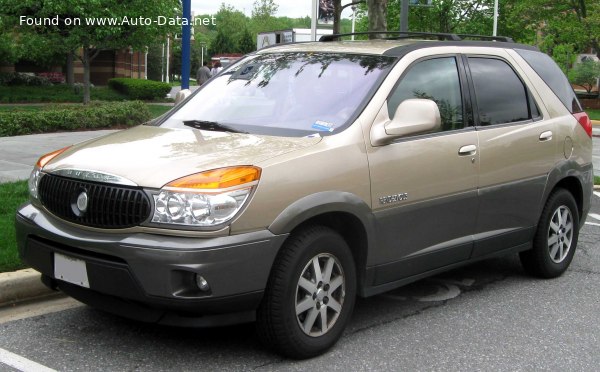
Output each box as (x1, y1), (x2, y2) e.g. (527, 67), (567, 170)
(543, 163), (587, 220)
(268, 192), (375, 297)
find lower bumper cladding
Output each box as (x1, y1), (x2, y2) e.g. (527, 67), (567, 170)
(15, 203), (287, 327)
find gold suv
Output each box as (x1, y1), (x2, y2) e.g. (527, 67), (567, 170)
(16, 33), (594, 358)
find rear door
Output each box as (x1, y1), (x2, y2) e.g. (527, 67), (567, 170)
(464, 53), (558, 257)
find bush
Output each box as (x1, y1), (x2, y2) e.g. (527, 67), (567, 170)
(0, 85), (127, 103)
(0, 101), (151, 137)
(37, 72), (66, 84)
(0, 72), (52, 86)
(108, 78), (171, 100)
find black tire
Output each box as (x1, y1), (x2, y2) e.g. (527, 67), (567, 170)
(520, 188), (580, 278)
(256, 225), (356, 359)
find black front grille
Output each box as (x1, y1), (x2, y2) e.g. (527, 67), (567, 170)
(38, 174), (151, 229)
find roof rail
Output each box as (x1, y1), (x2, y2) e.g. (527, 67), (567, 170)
(456, 34), (514, 42)
(319, 31), (514, 43)
(320, 31), (461, 42)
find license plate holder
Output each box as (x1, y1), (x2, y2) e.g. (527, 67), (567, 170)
(54, 253), (90, 288)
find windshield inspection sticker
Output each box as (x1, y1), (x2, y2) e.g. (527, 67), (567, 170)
(312, 120), (335, 132)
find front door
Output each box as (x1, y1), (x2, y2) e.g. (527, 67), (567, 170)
(366, 55), (479, 286)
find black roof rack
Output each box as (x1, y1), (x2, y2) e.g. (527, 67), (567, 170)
(319, 31), (514, 43)
(455, 34), (514, 42)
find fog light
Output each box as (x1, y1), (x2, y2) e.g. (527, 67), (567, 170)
(195, 275), (210, 291)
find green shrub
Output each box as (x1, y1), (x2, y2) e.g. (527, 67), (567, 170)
(108, 78), (171, 100)
(0, 101), (151, 137)
(0, 85), (127, 103)
(0, 72), (52, 86)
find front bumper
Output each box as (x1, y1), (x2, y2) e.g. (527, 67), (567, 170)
(15, 203), (287, 326)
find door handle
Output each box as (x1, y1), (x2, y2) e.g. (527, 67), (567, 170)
(539, 131), (553, 141)
(458, 145), (477, 156)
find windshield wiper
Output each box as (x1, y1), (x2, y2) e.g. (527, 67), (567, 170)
(183, 120), (247, 134)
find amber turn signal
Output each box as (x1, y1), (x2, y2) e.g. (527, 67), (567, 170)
(166, 166), (261, 189)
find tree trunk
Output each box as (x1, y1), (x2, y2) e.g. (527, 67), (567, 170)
(83, 47), (91, 105)
(66, 52), (74, 86)
(333, 0), (342, 34)
(367, 0), (388, 38)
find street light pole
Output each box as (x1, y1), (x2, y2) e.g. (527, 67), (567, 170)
(400, 0), (409, 33)
(311, 0), (317, 41)
(181, 0), (191, 89)
(351, 5), (357, 40)
(493, 0), (498, 36)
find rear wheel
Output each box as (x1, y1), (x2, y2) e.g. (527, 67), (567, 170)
(256, 225), (356, 359)
(520, 188), (579, 278)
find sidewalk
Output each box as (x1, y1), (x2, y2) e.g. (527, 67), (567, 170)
(0, 129), (119, 183)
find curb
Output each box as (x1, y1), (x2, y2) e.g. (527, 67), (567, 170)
(0, 268), (57, 307)
(592, 120), (600, 126)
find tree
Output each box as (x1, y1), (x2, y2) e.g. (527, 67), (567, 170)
(2, 0), (180, 103)
(210, 30), (235, 55)
(238, 28), (256, 54)
(367, 0), (388, 36)
(569, 60), (600, 94)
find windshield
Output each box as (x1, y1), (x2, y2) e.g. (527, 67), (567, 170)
(160, 52), (396, 136)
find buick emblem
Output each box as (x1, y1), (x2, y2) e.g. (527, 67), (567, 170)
(76, 191), (89, 213)
(71, 189), (89, 217)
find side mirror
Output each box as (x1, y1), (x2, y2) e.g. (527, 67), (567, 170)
(385, 99), (441, 137)
(175, 89), (192, 105)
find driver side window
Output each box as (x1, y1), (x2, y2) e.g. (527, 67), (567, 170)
(388, 57), (464, 132)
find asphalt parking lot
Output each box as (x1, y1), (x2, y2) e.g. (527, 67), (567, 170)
(0, 128), (598, 371)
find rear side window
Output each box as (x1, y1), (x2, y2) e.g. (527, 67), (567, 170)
(515, 49), (582, 113)
(468, 57), (531, 126)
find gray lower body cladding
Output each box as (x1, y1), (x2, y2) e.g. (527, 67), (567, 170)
(15, 203), (287, 326)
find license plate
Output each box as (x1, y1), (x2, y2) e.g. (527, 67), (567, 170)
(54, 253), (90, 288)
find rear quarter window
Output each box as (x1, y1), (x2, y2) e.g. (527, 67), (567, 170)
(515, 49), (582, 113)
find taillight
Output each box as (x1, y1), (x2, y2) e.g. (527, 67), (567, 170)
(573, 112), (592, 138)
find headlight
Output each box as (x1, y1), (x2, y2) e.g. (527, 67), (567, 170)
(28, 166), (42, 199)
(29, 146), (71, 200)
(151, 166), (261, 228)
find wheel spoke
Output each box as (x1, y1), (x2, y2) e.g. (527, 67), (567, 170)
(329, 275), (343, 293)
(303, 307), (319, 334)
(564, 221), (573, 235)
(549, 242), (560, 259)
(549, 220), (560, 234)
(328, 297), (342, 313)
(320, 306), (328, 333)
(323, 257), (334, 283)
(558, 242), (564, 260)
(296, 297), (314, 315)
(312, 257), (323, 282)
(299, 277), (317, 294)
(548, 235), (559, 246)
(560, 209), (569, 226)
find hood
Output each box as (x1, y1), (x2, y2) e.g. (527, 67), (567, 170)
(43, 125), (321, 188)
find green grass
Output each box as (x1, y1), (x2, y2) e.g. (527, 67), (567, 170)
(0, 85), (127, 103)
(0, 84), (174, 103)
(587, 109), (600, 121)
(595, 176), (600, 185)
(146, 104), (173, 118)
(0, 181), (28, 272)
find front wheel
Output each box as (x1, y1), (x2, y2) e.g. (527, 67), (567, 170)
(520, 188), (580, 278)
(256, 225), (356, 359)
